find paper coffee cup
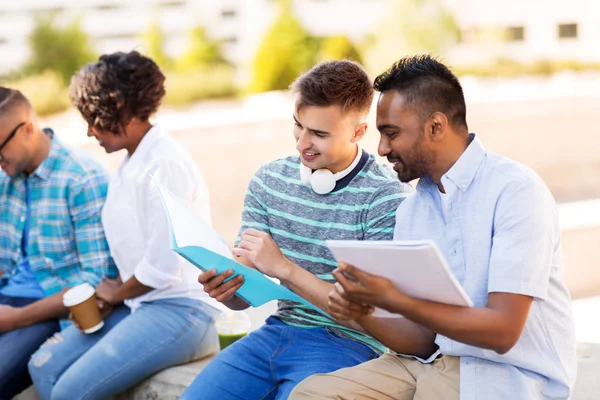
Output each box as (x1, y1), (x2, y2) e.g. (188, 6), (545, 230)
(63, 283), (104, 334)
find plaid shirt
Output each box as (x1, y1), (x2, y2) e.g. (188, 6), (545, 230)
(0, 130), (117, 300)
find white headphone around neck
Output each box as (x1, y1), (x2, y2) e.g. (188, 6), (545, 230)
(299, 148), (362, 195)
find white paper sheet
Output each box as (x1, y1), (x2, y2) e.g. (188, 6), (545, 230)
(326, 240), (473, 318)
(156, 182), (233, 259)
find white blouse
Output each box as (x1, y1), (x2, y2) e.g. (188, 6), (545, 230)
(101, 125), (224, 313)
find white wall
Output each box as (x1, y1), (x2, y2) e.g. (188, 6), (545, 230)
(446, 0), (600, 64)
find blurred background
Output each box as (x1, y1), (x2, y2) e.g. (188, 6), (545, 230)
(1, 0), (599, 338)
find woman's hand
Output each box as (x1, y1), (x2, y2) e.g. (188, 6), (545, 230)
(95, 279), (124, 306)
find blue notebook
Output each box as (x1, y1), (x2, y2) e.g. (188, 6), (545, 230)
(156, 183), (331, 318)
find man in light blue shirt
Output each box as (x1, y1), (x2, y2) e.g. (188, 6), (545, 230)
(291, 55), (577, 400)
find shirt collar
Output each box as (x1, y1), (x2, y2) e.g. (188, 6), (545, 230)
(443, 133), (486, 193)
(417, 133), (487, 194)
(119, 125), (164, 173)
(32, 128), (59, 181)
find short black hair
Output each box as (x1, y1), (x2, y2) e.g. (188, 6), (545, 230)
(374, 55), (467, 130)
(69, 51), (166, 135)
(0, 87), (31, 117)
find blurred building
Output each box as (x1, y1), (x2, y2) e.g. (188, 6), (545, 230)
(0, 0), (207, 75)
(1, 0), (599, 76)
(0, 0), (387, 76)
(446, 0), (600, 64)
(195, 0), (600, 68)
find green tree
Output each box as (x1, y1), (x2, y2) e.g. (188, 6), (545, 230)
(365, 0), (460, 74)
(319, 35), (363, 64)
(6, 71), (70, 116)
(176, 27), (227, 72)
(26, 15), (96, 83)
(249, 0), (319, 93)
(143, 20), (171, 69)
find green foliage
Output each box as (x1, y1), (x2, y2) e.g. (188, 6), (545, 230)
(248, 0), (320, 93)
(2, 12), (242, 117)
(365, 0), (460, 74)
(454, 59), (600, 78)
(5, 71), (70, 116)
(143, 20), (172, 70)
(166, 26), (237, 104)
(319, 35), (363, 64)
(175, 27), (227, 72)
(164, 65), (237, 106)
(25, 15), (96, 84)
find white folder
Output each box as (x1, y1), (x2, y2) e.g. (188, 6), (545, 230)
(326, 240), (473, 318)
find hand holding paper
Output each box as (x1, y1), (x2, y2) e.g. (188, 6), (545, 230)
(198, 268), (246, 304)
(327, 240), (473, 318)
(327, 279), (376, 322)
(328, 264), (396, 320)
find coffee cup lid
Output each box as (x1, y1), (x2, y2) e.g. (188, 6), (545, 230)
(63, 283), (96, 307)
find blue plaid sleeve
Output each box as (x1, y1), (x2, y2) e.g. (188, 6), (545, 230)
(68, 170), (117, 286)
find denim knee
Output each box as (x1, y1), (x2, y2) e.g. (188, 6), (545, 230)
(28, 334), (65, 400)
(49, 376), (83, 400)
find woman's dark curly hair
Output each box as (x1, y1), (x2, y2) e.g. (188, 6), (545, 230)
(69, 51), (166, 135)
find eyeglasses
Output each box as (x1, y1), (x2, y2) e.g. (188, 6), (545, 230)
(0, 122), (26, 162)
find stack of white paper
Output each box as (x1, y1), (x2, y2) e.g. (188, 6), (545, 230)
(326, 240), (473, 318)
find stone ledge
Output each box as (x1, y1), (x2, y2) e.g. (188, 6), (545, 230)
(15, 344), (600, 399)
(572, 342), (600, 400)
(113, 354), (217, 400)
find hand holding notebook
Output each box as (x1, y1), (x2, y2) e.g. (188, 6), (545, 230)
(327, 240), (473, 318)
(155, 182), (330, 318)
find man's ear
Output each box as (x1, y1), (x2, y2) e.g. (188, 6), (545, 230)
(351, 122), (368, 143)
(428, 112), (448, 143)
(23, 120), (35, 141)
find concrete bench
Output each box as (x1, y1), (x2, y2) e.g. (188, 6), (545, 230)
(14, 356), (218, 400)
(15, 343), (600, 399)
(116, 342), (600, 400)
(114, 354), (216, 400)
(572, 343), (600, 400)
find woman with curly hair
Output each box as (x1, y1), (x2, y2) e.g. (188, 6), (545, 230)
(28, 51), (225, 399)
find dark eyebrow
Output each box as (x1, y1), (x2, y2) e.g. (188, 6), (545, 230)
(377, 123), (400, 132)
(293, 114), (330, 136)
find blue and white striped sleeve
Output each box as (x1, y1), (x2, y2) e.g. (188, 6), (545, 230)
(235, 165), (271, 245)
(362, 182), (412, 241)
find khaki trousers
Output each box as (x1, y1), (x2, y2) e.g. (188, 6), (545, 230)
(290, 353), (460, 400)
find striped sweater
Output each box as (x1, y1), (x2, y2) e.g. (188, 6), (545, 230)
(235, 150), (412, 353)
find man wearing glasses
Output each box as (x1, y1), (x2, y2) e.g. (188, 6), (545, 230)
(0, 87), (117, 398)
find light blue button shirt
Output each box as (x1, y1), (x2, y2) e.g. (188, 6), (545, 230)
(393, 134), (576, 400)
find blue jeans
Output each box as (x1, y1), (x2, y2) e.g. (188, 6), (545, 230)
(181, 317), (379, 400)
(0, 294), (60, 400)
(28, 298), (219, 400)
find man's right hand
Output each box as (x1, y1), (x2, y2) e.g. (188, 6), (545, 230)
(328, 281), (374, 321)
(198, 269), (245, 302)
